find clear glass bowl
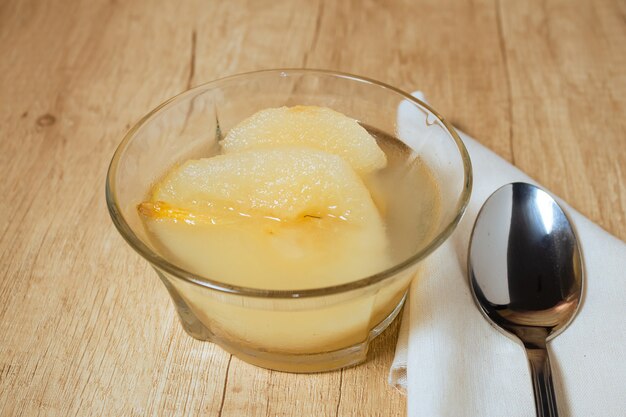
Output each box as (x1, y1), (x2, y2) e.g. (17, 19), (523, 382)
(106, 69), (472, 372)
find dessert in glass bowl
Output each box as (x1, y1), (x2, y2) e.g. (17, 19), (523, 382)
(106, 69), (471, 372)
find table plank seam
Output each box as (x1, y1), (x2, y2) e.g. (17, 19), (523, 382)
(335, 369), (343, 417)
(495, 0), (515, 165)
(187, 29), (197, 90)
(217, 354), (232, 417)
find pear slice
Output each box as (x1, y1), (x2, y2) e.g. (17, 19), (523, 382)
(140, 147), (390, 289)
(221, 106), (386, 175)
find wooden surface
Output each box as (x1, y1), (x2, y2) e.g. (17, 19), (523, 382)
(1, 0), (624, 415)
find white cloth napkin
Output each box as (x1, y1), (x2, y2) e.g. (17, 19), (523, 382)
(389, 92), (626, 417)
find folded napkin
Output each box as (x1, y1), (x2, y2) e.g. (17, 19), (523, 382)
(389, 92), (626, 417)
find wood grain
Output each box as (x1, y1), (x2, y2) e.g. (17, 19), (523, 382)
(0, 0), (623, 416)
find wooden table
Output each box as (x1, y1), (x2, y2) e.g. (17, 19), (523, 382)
(1, 0), (624, 415)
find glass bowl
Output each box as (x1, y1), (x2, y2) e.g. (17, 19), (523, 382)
(106, 69), (472, 372)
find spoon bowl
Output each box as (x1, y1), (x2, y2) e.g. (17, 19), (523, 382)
(468, 182), (583, 417)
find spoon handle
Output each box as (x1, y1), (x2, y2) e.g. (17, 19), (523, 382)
(525, 346), (559, 417)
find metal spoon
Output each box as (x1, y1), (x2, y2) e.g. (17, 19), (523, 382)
(468, 182), (583, 417)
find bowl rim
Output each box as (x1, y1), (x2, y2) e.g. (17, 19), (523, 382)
(105, 68), (473, 299)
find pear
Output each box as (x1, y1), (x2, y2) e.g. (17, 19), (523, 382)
(221, 106), (386, 175)
(139, 147), (390, 290)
